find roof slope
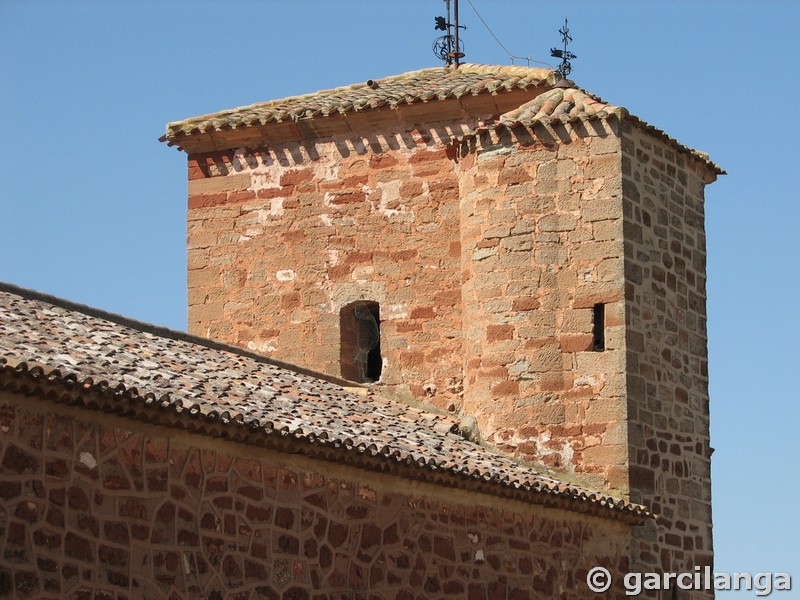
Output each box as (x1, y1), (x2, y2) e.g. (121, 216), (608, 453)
(161, 64), (555, 141)
(0, 282), (648, 523)
(161, 63), (722, 174)
(489, 85), (724, 174)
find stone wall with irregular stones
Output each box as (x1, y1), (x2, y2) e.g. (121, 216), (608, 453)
(456, 125), (627, 495)
(186, 128), (465, 412)
(0, 395), (633, 599)
(620, 123), (715, 595)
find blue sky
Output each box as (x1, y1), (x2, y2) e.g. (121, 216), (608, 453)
(1, 1), (798, 592)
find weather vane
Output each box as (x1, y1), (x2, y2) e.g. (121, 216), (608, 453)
(433, 0), (466, 67)
(550, 18), (577, 79)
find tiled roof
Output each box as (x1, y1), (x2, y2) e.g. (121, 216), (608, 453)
(489, 85), (724, 174)
(498, 85), (627, 126)
(161, 64), (556, 142)
(0, 283), (650, 523)
(161, 63), (722, 174)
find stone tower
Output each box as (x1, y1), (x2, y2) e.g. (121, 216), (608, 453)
(162, 64), (721, 587)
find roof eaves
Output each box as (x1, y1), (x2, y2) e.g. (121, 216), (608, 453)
(0, 355), (652, 525)
(160, 64), (559, 148)
(454, 84), (724, 176)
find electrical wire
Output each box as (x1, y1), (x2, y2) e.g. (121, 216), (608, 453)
(465, 0), (552, 67)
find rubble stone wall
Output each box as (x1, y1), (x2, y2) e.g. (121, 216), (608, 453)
(0, 394), (632, 599)
(620, 123), (714, 593)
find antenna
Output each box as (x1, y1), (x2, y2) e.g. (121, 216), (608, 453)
(433, 0), (466, 66)
(550, 18), (577, 79)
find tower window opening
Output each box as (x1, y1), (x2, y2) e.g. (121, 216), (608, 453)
(340, 301), (382, 383)
(592, 303), (605, 352)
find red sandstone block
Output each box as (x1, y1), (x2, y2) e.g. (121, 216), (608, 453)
(227, 190), (257, 204)
(551, 424), (584, 438)
(285, 229), (305, 243)
(541, 453), (563, 468)
(256, 187), (285, 200)
(341, 157), (369, 177)
(573, 285), (623, 309)
(582, 423), (607, 436)
(410, 306), (435, 320)
(2, 444), (38, 474)
(281, 293), (301, 309)
(486, 324), (514, 342)
(400, 351), (425, 367)
(539, 372), (568, 391)
(512, 296), (540, 311)
(345, 251), (373, 264)
(434, 289), (460, 307)
(492, 379), (519, 396)
(517, 441), (538, 454)
(369, 154), (399, 169)
(399, 179), (424, 198)
(409, 148), (448, 164)
(559, 334), (593, 353)
(342, 175), (369, 188)
(327, 264), (351, 279)
(280, 169), (314, 186)
(188, 193), (226, 209)
(498, 167), (530, 186)
(188, 164), (206, 180)
(329, 191), (366, 205)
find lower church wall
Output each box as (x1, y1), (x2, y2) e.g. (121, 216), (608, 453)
(0, 395), (631, 599)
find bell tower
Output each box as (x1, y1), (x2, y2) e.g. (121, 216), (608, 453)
(162, 63), (721, 591)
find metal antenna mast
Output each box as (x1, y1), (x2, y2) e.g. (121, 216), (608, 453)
(433, 0), (466, 66)
(453, 0), (462, 67)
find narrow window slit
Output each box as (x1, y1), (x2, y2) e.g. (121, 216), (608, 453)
(592, 303), (605, 352)
(340, 301), (382, 382)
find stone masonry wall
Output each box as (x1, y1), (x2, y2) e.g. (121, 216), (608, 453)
(181, 110), (717, 592)
(186, 119), (634, 496)
(0, 394), (633, 599)
(457, 124), (628, 495)
(186, 128), (464, 412)
(620, 123), (714, 596)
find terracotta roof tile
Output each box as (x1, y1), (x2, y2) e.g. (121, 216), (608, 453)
(489, 84), (724, 174)
(0, 282), (650, 523)
(161, 64), (722, 174)
(162, 64), (556, 141)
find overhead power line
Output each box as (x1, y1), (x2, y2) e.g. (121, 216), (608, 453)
(465, 0), (552, 68)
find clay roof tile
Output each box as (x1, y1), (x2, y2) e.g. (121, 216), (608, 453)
(0, 282), (649, 523)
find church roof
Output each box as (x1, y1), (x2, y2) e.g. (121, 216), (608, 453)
(160, 63), (722, 174)
(161, 64), (555, 140)
(0, 282), (650, 524)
